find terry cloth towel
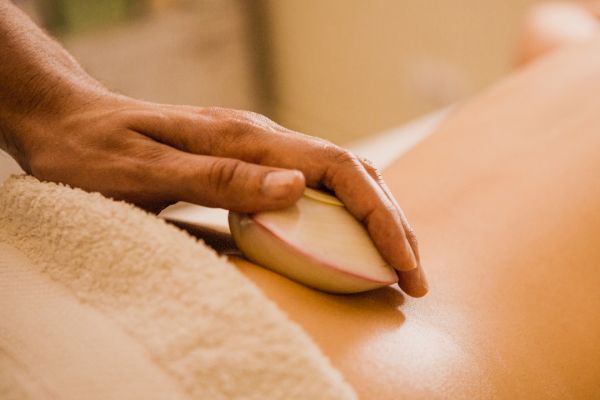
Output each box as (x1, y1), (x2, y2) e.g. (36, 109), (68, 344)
(0, 175), (357, 400)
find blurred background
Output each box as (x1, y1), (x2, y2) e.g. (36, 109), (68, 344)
(15, 0), (542, 144)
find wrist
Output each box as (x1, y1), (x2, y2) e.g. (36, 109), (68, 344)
(2, 80), (115, 172)
(21, 73), (110, 124)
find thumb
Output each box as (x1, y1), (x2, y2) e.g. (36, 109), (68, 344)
(161, 151), (305, 212)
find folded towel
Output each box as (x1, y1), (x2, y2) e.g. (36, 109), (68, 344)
(0, 175), (356, 400)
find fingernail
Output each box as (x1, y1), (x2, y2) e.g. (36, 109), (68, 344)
(398, 265), (428, 298)
(262, 170), (302, 199)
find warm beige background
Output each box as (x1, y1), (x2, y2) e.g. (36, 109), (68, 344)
(265, 0), (542, 142)
(61, 1), (261, 113)
(20, 0), (544, 144)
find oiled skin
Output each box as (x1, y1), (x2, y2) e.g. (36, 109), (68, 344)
(230, 40), (600, 399)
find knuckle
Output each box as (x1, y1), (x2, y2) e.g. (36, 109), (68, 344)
(405, 224), (417, 241)
(219, 113), (254, 137)
(358, 153), (381, 171)
(360, 157), (377, 173)
(238, 109), (262, 121)
(329, 147), (361, 169)
(355, 155), (386, 185)
(207, 158), (242, 192)
(359, 206), (379, 226)
(320, 145), (362, 186)
(203, 107), (281, 138)
(242, 110), (278, 129)
(201, 106), (230, 117)
(366, 164), (384, 182)
(233, 110), (277, 135)
(364, 160), (380, 176)
(404, 223), (419, 246)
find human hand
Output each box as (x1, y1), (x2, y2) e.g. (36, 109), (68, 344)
(14, 94), (427, 296)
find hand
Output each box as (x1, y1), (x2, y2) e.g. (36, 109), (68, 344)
(15, 94), (427, 297)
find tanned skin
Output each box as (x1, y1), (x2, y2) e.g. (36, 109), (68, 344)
(0, 1), (427, 297)
(517, 1), (600, 64)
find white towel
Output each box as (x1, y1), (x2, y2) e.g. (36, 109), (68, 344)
(0, 175), (356, 400)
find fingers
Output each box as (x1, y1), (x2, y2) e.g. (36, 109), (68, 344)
(317, 149), (418, 271)
(358, 158), (428, 297)
(126, 140), (305, 213)
(126, 105), (425, 295)
(125, 105), (303, 163)
(177, 157), (305, 212)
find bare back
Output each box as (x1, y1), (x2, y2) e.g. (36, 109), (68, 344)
(232, 39), (600, 399)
